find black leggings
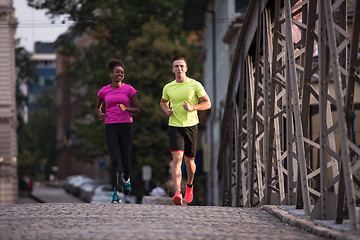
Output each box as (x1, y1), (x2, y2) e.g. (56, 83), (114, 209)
(104, 123), (133, 192)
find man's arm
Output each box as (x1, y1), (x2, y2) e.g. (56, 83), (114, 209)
(160, 98), (173, 116)
(183, 94), (211, 111)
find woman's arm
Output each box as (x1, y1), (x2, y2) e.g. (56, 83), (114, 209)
(118, 93), (140, 114)
(95, 97), (106, 120)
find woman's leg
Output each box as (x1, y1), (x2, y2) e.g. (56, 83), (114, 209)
(118, 123), (133, 181)
(104, 124), (120, 191)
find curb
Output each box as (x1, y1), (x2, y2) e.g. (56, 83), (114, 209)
(261, 205), (359, 240)
(29, 192), (45, 203)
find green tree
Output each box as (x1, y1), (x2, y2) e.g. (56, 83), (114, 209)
(27, 0), (204, 198)
(28, 0), (185, 48)
(17, 89), (57, 180)
(126, 20), (190, 194)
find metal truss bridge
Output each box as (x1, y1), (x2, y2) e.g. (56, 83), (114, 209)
(218, 0), (360, 230)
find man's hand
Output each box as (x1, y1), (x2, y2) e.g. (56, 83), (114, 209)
(167, 107), (174, 116)
(183, 101), (194, 111)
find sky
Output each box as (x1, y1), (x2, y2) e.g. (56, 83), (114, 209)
(13, 0), (72, 53)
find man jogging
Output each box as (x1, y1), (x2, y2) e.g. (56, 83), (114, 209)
(160, 56), (211, 205)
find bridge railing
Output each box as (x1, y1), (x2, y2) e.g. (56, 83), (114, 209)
(218, 0), (360, 230)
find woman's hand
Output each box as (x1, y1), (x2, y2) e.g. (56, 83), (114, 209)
(95, 97), (105, 121)
(118, 104), (126, 111)
(98, 113), (106, 121)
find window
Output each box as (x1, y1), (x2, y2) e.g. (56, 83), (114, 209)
(45, 77), (54, 87)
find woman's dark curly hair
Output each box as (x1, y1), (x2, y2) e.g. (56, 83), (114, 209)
(105, 58), (124, 73)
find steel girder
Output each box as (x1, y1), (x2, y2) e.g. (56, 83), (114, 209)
(218, 0), (360, 230)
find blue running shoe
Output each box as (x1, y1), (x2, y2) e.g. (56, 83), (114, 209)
(121, 173), (131, 196)
(111, 187), (120, 203)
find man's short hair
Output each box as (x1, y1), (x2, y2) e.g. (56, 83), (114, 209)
(172, 56), (187, 65)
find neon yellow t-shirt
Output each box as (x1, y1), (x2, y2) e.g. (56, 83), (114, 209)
(162, 77), (207, 127)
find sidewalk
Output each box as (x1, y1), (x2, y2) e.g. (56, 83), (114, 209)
(262, 205), (360, 240)
(30, 183), (83, 203)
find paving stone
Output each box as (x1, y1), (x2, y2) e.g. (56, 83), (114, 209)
(0, 203), (325, 240)
(13, 185), (359, 239)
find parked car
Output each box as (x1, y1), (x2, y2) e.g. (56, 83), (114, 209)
(63, 175), (79, 193)
(79, 181), (102, 203)
(19, 176), (33, 196)
(72, 176), (94, 196)
(63, 175), (93, 196)
(91, 184), (123, 204)
(90, 184), (137, 204)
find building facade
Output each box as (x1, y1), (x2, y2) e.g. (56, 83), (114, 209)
(0, 0), (18, 204)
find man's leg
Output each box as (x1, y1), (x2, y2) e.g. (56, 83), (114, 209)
(171, 151), (184, 192)
(184, 156), (195, 204)
(168, 126), (185, 205)
(185, 156), (196, 185)
(183, 125), (197, 204)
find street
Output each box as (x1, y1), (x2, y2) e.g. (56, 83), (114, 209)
(5, 184), (358, 240)
(1, 203), (324, 240)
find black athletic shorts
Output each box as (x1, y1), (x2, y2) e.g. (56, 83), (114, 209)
(168, 125), (198, 158)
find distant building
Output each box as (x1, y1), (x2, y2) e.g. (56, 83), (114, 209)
(0, 0), (18, 204)
(28, 42), (56, 113)
(34, 41), (55, 54)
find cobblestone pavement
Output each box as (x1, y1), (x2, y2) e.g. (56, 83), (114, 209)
(0, 203), (325, 240)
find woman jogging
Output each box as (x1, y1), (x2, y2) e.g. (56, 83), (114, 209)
(160, 56), (211, 205)
(95, 58), (140, 203)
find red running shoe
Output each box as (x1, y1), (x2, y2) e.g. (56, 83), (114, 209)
(185, 185), (193, 203)
(172, 191), (183, 206)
